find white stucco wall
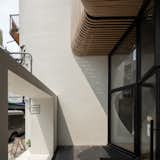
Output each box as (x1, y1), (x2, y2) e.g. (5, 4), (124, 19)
(25, 97), (56, 158)
(20, 0), (108, 146)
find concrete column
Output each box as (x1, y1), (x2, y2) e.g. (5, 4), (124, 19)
(0, 65), (8, 159)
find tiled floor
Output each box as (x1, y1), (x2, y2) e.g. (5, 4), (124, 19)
(54, 146), (108, 160)
(53, 146), (134, 160)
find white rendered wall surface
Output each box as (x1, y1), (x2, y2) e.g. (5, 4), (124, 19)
(30, 98), (54, 156)
(25, 97), (56, 159)
(20, 0), (108, 146)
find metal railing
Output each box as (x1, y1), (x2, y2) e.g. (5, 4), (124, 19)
(9, 14), (32, 72)
(8, 52), (33, 73)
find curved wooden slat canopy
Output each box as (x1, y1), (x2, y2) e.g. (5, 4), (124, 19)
(71, 0), (143, 56)
(72, 13), (134, 55)
(81, 0), (143, 17)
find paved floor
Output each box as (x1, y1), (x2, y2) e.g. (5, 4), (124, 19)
(54, 146), (108, 160)
(53, 146), (134, 160)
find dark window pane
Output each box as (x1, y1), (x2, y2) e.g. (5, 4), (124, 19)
(111, 88), (135, 151)
(141, 75), (156, 160)
(111, 28), (136, 89)
(141, 3), (154, 76)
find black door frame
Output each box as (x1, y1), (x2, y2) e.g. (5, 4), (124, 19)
(155, 0), (160, 159)
(107, 0), (160, 159)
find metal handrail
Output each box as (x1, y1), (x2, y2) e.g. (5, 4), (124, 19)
(8, 52), (33, 73)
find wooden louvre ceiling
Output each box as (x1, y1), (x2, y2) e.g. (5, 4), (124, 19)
(81, 0), (143, 17)
(72, 0), (144, 56)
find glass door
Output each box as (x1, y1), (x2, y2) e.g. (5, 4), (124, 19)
(140, 1), (156, 159)
(141, 75), (156, 160)
(111, 87), (135, 152)
(108, 0), (160, 159)
(110, 27), (136, 153)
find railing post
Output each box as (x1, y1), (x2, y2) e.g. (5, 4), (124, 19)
(0, 65), (8, 160)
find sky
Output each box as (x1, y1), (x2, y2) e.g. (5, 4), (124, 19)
(0, 0), (19, 52)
